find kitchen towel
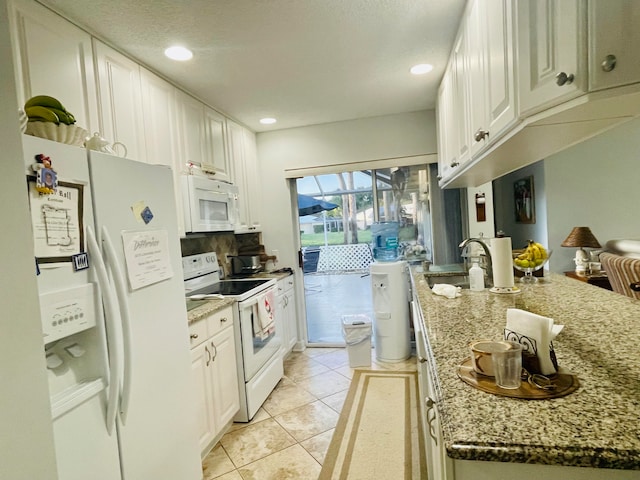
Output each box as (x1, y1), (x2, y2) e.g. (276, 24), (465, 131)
(491, 236), (515, 289)
(255, 290), (275, 340)
(431, 284), (462, 299)
(504, 308), (564, 375)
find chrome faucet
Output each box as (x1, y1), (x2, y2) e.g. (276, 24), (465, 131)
(459, 237), (493, 286)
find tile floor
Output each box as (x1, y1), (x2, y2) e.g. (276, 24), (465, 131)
(304, 272), (375, 344)
(202, 347), (416, 480)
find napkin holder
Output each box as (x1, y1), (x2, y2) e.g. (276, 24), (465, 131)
(504, 329), (558, 375)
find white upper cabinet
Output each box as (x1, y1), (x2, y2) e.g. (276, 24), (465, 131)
(451, 26), (472, 167)
(228, 120), (262, 232)
(436, 67), (457, 181)
(175, 90), (206, 173)
(203, 107), (230, 183)
(468, 0), (516, 156)
(140, 68), (185, 236)
(588, 0), (640, 91)
(94, 40), (146, 162)
(516, 0), (587, 116)
(8, 0), (99, 134)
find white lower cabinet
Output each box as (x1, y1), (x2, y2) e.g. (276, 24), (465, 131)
(189, 306), (239, 456)
(276, 276), (297, 355)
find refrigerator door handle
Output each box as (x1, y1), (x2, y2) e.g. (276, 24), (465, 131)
(101, 226), (133, 424)
(86, 226), (122, 435)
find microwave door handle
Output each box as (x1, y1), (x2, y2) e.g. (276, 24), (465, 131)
(86, 226), (122, 435)
(101, 226), (133, 425)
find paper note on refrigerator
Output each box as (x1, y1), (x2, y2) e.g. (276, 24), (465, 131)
(122, 229), (174, 290)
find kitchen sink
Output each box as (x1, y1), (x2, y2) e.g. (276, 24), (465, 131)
(423, 264), (470, 289)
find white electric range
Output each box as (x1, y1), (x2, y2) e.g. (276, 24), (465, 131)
(183, 252), (283, 422)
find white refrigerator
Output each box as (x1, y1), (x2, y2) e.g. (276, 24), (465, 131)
(23, 135), (202, 480)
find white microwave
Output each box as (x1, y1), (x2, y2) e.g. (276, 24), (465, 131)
(181, 176), (239, 233)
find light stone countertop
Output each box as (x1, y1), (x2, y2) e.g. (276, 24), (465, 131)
(187, 298), (235, 325)
(186, 269), (293, 325)
(412, 270), (640, 470)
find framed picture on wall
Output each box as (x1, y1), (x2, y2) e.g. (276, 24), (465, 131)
(514, 176), (535, 224)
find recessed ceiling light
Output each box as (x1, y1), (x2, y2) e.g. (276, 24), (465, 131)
(259, 118), (277, 125)
(410, 63), (433, 75)
(164, 46), (193, 61)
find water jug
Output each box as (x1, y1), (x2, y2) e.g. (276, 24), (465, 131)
(371, 222), (399, 262)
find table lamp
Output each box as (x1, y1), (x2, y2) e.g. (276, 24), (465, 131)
(561, 227), (601, 275)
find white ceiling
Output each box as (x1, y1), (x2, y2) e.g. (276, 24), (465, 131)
(38, 0), (466, 132)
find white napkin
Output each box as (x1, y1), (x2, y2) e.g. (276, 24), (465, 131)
(505, 308), (564, 375)
(431, 284), (462, 299)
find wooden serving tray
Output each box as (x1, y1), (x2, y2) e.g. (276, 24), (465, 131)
(457, 357), (579, 399)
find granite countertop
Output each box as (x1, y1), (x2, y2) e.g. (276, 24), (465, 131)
(186, 269), (294, 325)
(412, 270), (640, 470)
(187, 298), (235, 325)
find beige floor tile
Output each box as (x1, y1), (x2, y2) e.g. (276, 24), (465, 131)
(262, 381), (318, 417)
(219, 417), (296, 468)
(202, 444), (235, 479)
(226, 407), (271, 433)
(212, 470), (243, 480)
(283, 355), (331, 382)
(302, 347), (340, 358)
(321, 389), (348, 413)
(311, 348), (351, 369)
(297, 369), (351, 398)
(300, 428), (335, 464)
(274, 400), (339, 442)
(237, 444), (321, 480)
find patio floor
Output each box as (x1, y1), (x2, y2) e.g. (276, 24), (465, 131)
(303, 272), (374, 344)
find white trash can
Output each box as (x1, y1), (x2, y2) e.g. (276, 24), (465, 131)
(341, 314), (372, 368)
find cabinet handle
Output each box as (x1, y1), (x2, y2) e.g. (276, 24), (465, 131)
(190, 333), (199, 339)
(450, 161), (459, 168)
(205, 345), (211, 367)
(473, 129), (489, 142)
(210, 341), (218, 362)
(425, 397), (438, 445)
(555, 71), (575, 86)
(220, 316), (228, 323)
(418, 356), (427, 364)
(601, 54), (617, 73)
(437, 175), (442, 180)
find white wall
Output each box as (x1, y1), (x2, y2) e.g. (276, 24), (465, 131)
(256, 110), (437, 270)
(545, 117), (640, 272)
(0, 3), (59, 478)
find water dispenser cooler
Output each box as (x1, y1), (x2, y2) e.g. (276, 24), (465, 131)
(370, 260), (411, 362)
(371, 222), (399, 262)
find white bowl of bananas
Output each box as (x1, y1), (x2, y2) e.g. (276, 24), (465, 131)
(23, 95), (87, 146)
(513, 241), (552, 283)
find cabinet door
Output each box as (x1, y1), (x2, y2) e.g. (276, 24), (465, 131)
(517, 0), (586, 115)
(588, 0), (640, 91)
(242, 128), (262, 231)
(94, 40), (146, 162)
(482, 0), (516, 142)
(140, 69), (185, 236)
(451, 27), (472, 166)
(228, 120), (262, 232)
(283, 279), (297, 352)
(436, 67), (457, 182)
(8, 0), (99, 133)
(202, 107), (230, 182)
(209, 326), (239, 428)
(175, 90), (205, 171)
(190, 341), (216, 454)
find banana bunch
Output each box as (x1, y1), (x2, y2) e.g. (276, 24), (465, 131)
(514, 240), (548, 269)
(24, 95), (76, 125)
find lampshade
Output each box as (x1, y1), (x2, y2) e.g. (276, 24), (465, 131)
(561, 227), (602, 248)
